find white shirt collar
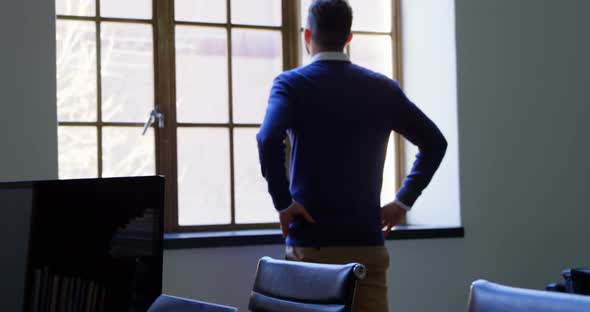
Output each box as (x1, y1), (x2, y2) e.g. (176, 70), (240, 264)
(311, 52), (350, 63)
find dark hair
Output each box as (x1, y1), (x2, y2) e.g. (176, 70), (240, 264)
(306, 0), (353, 51)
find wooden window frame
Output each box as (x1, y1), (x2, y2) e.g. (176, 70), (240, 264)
(56, 0), (405, 233)
(164, 0), (406, 233)
(158, 0), (301, 233)
(56, 0), (158, 179)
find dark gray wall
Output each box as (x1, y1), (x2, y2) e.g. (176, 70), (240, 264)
(0, 0), (56, 309)
(0, 0), (58, 182)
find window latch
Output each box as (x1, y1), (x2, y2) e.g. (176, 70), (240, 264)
(142, 105), (165, 135)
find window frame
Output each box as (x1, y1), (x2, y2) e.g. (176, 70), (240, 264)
(158, 0), (301, 233)
(56, 0), (405, 233)
(56, 2), (158, 180)
(165, 0), (406, 233)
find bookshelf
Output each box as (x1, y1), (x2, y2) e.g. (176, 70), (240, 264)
(22, 176), (164, 312)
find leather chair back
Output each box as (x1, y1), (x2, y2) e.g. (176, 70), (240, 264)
(148, 294), (237, 312)
(564, 269), (590, 295)
(249, 256), (366, 312)
(468, 280), (590, 312)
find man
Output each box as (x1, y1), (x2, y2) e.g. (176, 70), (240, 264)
(256, 0), (447, 311)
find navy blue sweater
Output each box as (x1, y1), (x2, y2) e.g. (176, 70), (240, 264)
(256, 60), (447, 247)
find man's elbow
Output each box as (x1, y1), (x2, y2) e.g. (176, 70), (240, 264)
(439, 135), (448, 151)
(256, 131), (264, 146)
(256, 131), (271, 149)
(256, 131), (283, 154)
(435, 134), (448, 160)
(423, 132), (447, 161)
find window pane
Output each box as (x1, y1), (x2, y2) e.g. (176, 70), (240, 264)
(177, 128), (231, 226)
(380, 132), (397, 205)
(101, 22), (154, 122)
(100, 0), (152, 19)
(349, 34), (393, 78)
(300, 0), (391, 32)
(56, 0), (95, 16)
(102, 127), (155, 177)
(232, 29), (283, 124)
(176, 26), (228, 123)
(231, 0), (281, 26)
(348, 0), (392, 32)
(56, 20), (97, 122)
(58, 126), (98, 179)
(300, 0), (312, 27)
(234, 128), (276, 224)
(176, 0), (226, 23)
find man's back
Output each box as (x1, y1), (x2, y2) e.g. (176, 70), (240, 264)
(257, 58), (446, 247)
(258, 2), (447, 311)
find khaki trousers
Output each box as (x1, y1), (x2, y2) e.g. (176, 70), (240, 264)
(285, 245), (390, 312)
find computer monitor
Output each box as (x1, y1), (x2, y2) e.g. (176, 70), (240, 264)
(0, 176), (164, 312)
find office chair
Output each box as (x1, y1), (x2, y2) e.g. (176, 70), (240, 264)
(547, 268), (590, 295)
(249, 256), (366, 312)
(148, 294), (238, 312)
(468, 279), (590, 312)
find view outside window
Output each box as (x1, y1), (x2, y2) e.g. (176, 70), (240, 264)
(174, 1), (283, 226)
(56, 0), (155, 181)
(56, 0), (399, 231)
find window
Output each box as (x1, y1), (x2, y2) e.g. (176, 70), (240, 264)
(56, 0), (404, 233)
(56, 1), (156, 181)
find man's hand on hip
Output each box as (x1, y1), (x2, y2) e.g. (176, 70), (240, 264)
(381, 202), (407, 237)
(279, 201), (315, 238)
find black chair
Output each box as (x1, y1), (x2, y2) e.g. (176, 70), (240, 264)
(547, 268), (590, 295)
(468, 279), (590, 312)
(148, 294), (238, 312)
(249, 256), (366, 312)
(564, 269), (590, 295)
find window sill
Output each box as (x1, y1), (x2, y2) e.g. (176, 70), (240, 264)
(163, 225), (464, 249)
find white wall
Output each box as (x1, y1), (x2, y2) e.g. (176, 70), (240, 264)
(164, 246), (285, 308)
(0, 0), (58, 182)
(164, 0), (590, 311)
